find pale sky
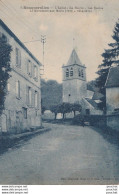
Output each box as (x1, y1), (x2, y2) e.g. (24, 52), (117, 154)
(0, 0), (119, 83)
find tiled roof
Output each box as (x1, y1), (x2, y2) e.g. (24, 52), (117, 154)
(65, 49), (84, 67)
(0, 19), (42, 66)
(105, 66), (119, 88)
(85, 98), (98, 109)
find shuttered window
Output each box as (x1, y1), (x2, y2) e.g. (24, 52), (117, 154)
(27, 60), (32, 77)
(34, 91), (38, 108)
(33, 65), (38, 81)
(70, 67), (73, 76)
(66, 69), (69, 77)
(16, 48), (21, 67)
(16, 81), (20, 99)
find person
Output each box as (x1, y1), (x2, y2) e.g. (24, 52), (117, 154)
(81, 118), (85, 127)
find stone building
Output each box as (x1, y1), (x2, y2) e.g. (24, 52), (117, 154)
(105, 66), (119, 114)
(62, 49), (103, 115)
(105, 66), (119, 131)
(62, 49), (87, 104)
(0, 20), (42, 133)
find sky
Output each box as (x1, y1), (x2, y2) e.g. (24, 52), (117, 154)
(0, 0), (119, 83)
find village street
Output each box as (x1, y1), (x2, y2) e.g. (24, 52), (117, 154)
(0, 123), (119, 185)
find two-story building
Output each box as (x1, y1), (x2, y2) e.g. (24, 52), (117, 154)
(105, 66), (119, 131)
(0, 19), (42, 134)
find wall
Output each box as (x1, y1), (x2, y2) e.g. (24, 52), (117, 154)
(0, 25), (42, 133)
(63, 79), (87, 103)
(107, 114), (119, 131)
(81, 98), (103, 115)
(106, 87), (119, 114)
(62, 64), (86, 81)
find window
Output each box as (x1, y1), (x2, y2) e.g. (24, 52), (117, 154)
(33, 65), (38, 80)
(27, 60), (32, 77)
(34, 91), (38, 108)
(79, 68), (81, 76)
(16, 81), (20, 99)
(81, 69), (84, 77)
(66, 69), (69, 77)
(70, 67), (73, 76)
(22, 107), (27, 119)
(2, 33), (7, 42)
(28, 87), (32, 106)
(16, 48), (21, 67)
(35, 110), (38, 117)
(86, 109), (90, 115)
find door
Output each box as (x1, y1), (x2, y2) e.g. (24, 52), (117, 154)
(1, 114), (7, 132)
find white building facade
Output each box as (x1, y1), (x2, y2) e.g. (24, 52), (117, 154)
(105, 66), (119, 131)
(0, 20), (42, 133)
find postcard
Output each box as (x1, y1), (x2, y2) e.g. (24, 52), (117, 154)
(0, 0), (119, 189)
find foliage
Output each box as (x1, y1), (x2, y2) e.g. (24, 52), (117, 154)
(58, 103), (72, 119)
(72, 114), (106, 127)
(70, 103), (82, 116)
(50, 102), (82, 119)
(41, 79), (62, 110)
(50, 105), (60, 119)
(0, 37), (12, 115)
(96, 19), (119, 110)
(41, 106), (46, 115)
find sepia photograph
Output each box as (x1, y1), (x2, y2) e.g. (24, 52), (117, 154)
(0, 0), (119, 187)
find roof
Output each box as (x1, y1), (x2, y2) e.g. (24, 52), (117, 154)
(0, 19), (42, 66)
(105, 66), (119, 88)
(65, 49), (84, 67)
(87, 84), (94, 92)
(85, 98), (98, 109)
(92, 91), (104, 100)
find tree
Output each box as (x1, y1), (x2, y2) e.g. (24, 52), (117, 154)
(50, 105), (60, 120)
(71, 103), (82, 117)
(96, 19), (119, 110)
(41, 106), (46, 115)
(59, 103), (72, 119)
(41, 79), (62, 110)
(0, 36), (12, 115)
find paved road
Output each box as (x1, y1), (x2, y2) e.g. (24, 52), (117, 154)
(0, 123), (119, 185)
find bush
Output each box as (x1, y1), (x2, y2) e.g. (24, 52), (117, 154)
(72, 114), (106, 127)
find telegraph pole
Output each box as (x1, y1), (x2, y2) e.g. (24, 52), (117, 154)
(41, 35), (46, 76)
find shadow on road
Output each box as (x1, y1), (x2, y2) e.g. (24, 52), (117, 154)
(91, 126), (119, 148)
(0, 128), (51, 155)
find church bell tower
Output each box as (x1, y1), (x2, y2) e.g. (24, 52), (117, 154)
(62, 49), (87, 104)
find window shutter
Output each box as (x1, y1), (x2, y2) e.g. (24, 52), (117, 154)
(26, 85), (29, 105)
(31, 88), (34, 107)
(32, 64), (34, 78)
(27, 60), (29, 74)
(16, 48), (18, 65)
(19, 49), (21, 67)
(37, 92), (40, 109)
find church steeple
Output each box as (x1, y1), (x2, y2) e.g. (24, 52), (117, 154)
(62, 49), (86, 81)
(66, 49), (83, 67)
(62, 49), (87, 104)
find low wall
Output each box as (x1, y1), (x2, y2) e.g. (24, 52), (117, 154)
(107, 114), (119, 131)
(72, 114), (106, 127)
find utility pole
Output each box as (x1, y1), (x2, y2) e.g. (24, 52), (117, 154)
(41, 35), (46, 76)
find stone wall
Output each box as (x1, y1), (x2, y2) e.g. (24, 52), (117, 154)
(107, 114), (119, 131)
(106, 87), (119, 114)
(0, 23), (42, 134)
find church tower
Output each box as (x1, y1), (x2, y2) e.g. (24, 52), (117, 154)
(62, 49), (87, 104)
